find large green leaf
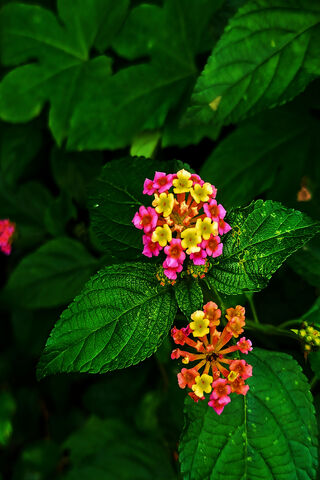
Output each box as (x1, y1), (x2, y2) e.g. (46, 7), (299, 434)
(0, 1), (128, 144)
(174, 277), (203, 319)
(206, 200), (320, 294)
(290, 237), (320, 288)
(0, 121), (42, 186)
(180, 348), (318, 480)
(200, 109), (314, 209)
(50, 148), (103, 205)
(62, 416), (176, 480)
(67, 0), (223, 150)
(185, 0), (320, 127)
(37, 263), (177, 378)
(3, 238), (98, 309)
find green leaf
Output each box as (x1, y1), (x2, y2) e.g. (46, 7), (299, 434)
(0, 391), (16, 446)
(174, 277), (203, 319)
(50, 147), (103, 205)
(130, 130), (161, 159)
(67, 0), (223, 150)
(0, 1), (121, 145)
(290, 236), (320, 288)
(44, 192), (77, 236)
(184, 0), (320, 127)
(206, 200), (320, 294)
(0, 121), (42, 186)
(180, 348), (318, 480)
(89, 156), (165, 260)
(63, 416), (176, 480)
(200, 109), (313, 209)
(3, 238), (98, 309)
(37, 262), (177, 378)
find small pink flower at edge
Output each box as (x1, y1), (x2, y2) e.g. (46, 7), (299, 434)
(0, 219), (15, 255)
(153, 172), (174, 193)
(143, 178), (157, 195)
(218, 218), (231, 235)
(203, 199), (226, 222)
(237, 337), (253, 354)
(132, 206), (158, 233)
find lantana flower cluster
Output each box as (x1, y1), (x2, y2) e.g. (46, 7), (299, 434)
(292, 322), (320, 356)
(0, 219), (15, 255)
(132, 169), (231, 281)
(171, 302), (253, 415)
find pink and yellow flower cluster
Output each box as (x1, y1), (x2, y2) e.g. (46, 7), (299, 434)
(171, 303), (253, 415)
(132, 169), (231, 281)
(0, 219), (15, 255)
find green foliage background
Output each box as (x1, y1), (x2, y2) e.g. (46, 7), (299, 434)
(1, 0), (320, 479)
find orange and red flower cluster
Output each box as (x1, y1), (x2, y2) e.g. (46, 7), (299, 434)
(0, 219), (15, 255)
(132, 169), (231, 281)
(171, 302), (253, 414)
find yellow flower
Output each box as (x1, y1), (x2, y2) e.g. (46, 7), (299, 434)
(181, 228), (201, 253)
(190, 310), (210, 337)
(196, 217), (218, 240)
(152, 192), (174, 217)
(228, 371), (239, 382)
(173, 169), (193, 194)
(192, 374), (213, 397)
(152, 224), (172, 247)
(190, 182), (213, 203)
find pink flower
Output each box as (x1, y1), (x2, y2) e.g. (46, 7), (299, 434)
(230, 377), (250, 395)
(132, 206), (158, 233)
(171, 326), (191, 345)
(211, 378), (231, 403)
(143, 178), (157, 195)
(190, 174), (204, 186)
(142, 234), (161, 257)
(190, 248), (207, 265)
(163, 258), (183, 280)
(164, 238), (185, 267)
(153, 172), (174, 193)
(201, 235), (223, 258)
(211, 185), (217, 198)
(171, 348), (182, 359)
(0, 219), (15, 255)
(178, 368), (199, 389)
(218, 218), (231, 235)
(208, 395), (231, 415)
(237, 337), (253, 354)
(229, 360), (252, 380)
(203, 199), (226, 222)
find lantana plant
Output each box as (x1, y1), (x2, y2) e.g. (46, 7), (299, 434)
(132, 169), (230, 282)
(171, 302), (252, 414)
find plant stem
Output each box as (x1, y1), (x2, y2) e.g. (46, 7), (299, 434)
(245, 320), (298, 340)
(277, 318), (301, 329)
(310, 375), (319, 391)
(246, 293), (259, 324)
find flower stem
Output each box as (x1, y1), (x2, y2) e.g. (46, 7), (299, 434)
(277, 318), (301, 329)
(245, 320), (298, 340)
(246, 293), (259, 324)
(310, 375), (319, 391)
